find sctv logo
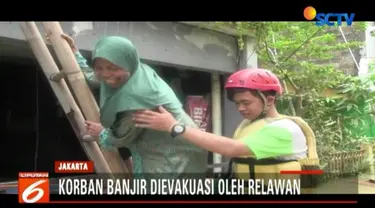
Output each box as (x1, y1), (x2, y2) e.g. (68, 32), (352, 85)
(303, 6), (355, 26)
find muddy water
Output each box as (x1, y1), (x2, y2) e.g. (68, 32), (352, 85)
(311, 176), (375, 194)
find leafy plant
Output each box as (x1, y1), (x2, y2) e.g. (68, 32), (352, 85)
(212, 22), (374, 173)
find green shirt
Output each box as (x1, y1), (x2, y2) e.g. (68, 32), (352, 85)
(242, 118), (308, 160)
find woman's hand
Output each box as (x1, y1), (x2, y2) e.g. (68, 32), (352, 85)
(132, 106), (177, 132)
(45, 32), (78, 52)
(61, 33), (78, 52)
(85, 120), (104, 137)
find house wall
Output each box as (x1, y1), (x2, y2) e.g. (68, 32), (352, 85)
(0, 22), (238, 74)
(325, 26), (365, 76)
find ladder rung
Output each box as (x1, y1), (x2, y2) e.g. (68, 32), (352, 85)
(50, 71), (66, 82)
(81, 134), (97, 142)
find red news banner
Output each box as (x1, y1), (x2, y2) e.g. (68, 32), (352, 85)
(18, 161), (94, 204)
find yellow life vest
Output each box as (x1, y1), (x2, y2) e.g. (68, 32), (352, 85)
(230, 115), (320, 192)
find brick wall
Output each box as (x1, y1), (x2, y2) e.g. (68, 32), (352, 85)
(320, 27), (365, 76)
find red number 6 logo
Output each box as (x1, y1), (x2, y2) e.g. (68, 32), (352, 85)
(21, 180), (47, 203)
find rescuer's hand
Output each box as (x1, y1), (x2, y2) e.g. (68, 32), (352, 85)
(85, 120), (104, 137)
(132, 106), (177, 133)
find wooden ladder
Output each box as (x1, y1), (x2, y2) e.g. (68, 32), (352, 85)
(19, 22), (129, 177)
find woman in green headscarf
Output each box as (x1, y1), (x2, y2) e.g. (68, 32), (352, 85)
(62, 34), (208, 179)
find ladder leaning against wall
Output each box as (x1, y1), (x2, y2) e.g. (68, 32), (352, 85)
(19, 22), (130, 176)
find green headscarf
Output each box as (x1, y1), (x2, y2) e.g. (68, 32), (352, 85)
(92, 36), (182, 127)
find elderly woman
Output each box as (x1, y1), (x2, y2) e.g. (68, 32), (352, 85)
(62, 34), (208, 179)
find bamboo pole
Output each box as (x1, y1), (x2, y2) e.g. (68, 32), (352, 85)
(19, 22), (113, 175)
(41, 22), (128, 174)
(211, 73), (222, 174)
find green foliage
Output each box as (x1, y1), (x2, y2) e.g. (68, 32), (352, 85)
(213, 21), (374, 172)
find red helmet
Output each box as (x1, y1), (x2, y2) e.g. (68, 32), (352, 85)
(225, 68), (283, 94)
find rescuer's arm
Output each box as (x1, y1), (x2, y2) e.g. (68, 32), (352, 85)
(167, 122), (297, 159)
(132, 106), (254, 157)
(176, 126), (253, 157)
(133, 106), (298, 159)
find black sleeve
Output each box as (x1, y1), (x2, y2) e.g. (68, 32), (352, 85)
(118, 147), (132, 160)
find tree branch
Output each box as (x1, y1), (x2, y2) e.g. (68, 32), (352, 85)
(264, 40), (299, 92)
(264, 40), (278, 65)
(263, 27), (324, 93)
(281, 27), (324, 63)
(284, 70), (300, 91)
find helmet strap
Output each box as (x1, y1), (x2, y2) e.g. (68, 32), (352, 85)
(251, 90), (269, 122)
